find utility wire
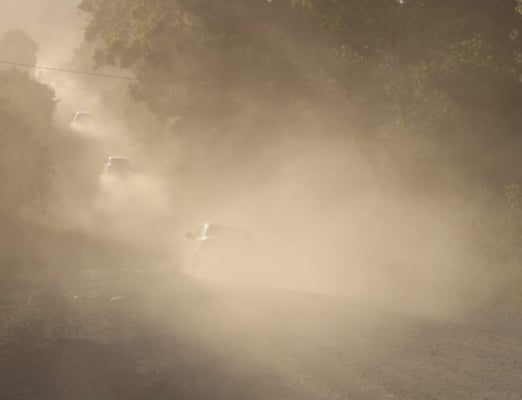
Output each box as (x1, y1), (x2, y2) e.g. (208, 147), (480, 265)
(0, 59), (139, 81)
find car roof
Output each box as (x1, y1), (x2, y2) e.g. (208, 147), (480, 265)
(200, 223), (251, 236)
(108, 156), (129, 161)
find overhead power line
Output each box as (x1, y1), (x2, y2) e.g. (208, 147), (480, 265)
(0, 59), (138, 81)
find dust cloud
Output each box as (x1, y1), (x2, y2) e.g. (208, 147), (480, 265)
(4, 4), (522, 399)
(1, 0), (84, 65)
(172, 133), (479, 319)
(0, 0), (503, 326)
(37, 73), (478, 321)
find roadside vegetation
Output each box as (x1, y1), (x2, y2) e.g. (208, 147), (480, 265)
(77, 0), (522, 293)
(0, 66), (55, 276)
(1, 2), (522, 399)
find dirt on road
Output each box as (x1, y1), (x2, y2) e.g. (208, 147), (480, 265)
(1, 259), (521, 400)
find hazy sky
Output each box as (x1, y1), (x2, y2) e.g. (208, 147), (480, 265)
(0, 0), (85, 64)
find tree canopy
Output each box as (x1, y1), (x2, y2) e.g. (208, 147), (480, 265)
(79, 0), (522, 193)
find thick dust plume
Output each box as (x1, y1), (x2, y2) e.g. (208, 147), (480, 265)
(0, 0), (502, 322)
(176, 134), (480, 318)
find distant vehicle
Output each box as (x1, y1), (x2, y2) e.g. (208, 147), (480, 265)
(103, 156), (133, 177)
(185, 223), (254, 273)
(33, 68), (50, 82)
(71, 111), (93, 129)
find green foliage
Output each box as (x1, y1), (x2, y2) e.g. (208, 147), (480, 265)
(79, 0), (319, 127)
(78, 0), (522, 199)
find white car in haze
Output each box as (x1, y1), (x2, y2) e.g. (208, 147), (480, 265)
(71, 111), (93, 130)
(184, 223), (254, 273)
(103, 156), (133, 177)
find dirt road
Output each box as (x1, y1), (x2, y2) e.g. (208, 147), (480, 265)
(2, 265), (521, 400)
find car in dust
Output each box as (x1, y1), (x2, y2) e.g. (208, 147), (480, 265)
(103, 156), (133, 177)
(184, 223), (254, 273)
(71, 111), (94, 130)
(33, 68), (50, 82)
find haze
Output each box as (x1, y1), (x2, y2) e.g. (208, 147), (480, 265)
(1, 1), (521, 399)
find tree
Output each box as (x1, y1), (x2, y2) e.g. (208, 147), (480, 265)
(78, 0), (323, 126)
(0, 70), (55, 218)
(79, 0), (522, 189)
(0, 30), (38, 67)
